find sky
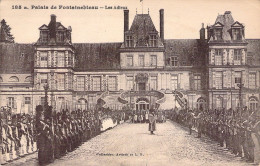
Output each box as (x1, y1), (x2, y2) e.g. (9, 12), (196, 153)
(0, 0), (260, 43)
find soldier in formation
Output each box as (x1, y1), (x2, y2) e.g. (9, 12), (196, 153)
(167, 107), (260, 164)
(0, 106), (37, 165)
(34, 105), (127, 165)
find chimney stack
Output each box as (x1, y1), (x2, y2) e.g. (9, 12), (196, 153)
(124, 10), (129, 33)
(49, 14), (56, 40)
(160, 9), (164, 42)
(200, 23), (205, 40)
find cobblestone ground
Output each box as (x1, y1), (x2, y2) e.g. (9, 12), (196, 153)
(8, 121), (258, 166)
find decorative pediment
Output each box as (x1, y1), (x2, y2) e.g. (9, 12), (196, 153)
(57, 24), (66, 30)
(213, 21), (224, 28)
(39, 24), (49, 30)
(231, 21), (244, 28)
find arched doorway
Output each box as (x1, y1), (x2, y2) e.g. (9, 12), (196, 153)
(249, 96), (258, 111)
(136, 98), (149, 111)
(77, 98), (88, 111)
(196, 97), (206, 111)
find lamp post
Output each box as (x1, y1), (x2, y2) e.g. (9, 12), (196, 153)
(237, 80), (244, 116)
(43, 84), (49, 112)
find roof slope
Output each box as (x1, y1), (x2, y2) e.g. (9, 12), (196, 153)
(0, 43), (34, 74)
(73, 43), (122, 71)
(247, 39), (260, 66)
(215, 11), (234, 40)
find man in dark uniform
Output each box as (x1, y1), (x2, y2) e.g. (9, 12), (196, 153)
(36, 105), (48, 165)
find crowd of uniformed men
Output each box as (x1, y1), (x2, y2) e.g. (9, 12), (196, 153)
(131, 110), (166, 123)
(0, 105), (128, 165)
(166, 107), (260, 164)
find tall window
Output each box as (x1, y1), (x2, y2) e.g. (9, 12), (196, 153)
(8, 97), (15, 108)
(215, 72), (223, 89)
(57, 97), (65, 111)
(57, 52), (65, 67)
(234, 71), (242, 88)
(139, 55), (144, 67)
(171, 56), (178, 66)
(171, 75), (178, 90)
(57, 73), (65, 90)
(215, 29), (222, 40)
(216, 96), (223, 109)
(40, 52), (48, 67)
(92, 76), (101, 91)
(126, 55), (133, 67)
(57, 31), (64, 43)
(126, 35), (133, 47)
(77, 76), (85, 91)
(234, 49), (242, 65)
(41, 31), (48, 42)
(249, 97), (258, 111)
(150, 76), (157, 90)
(215, 49), (222, 65)
(25, 97), (31, 104)
(249, 73), (256, 89)
(233, 28), (241, 40)
(150, 35), (157, 47)
(150, 55), (157, 66)
(108, 76), (117, 91)
(194, 74), (201, 90)
(40, 73), (48, 89)
(126, 76), (134, 90)
(40, 97), (45, 106)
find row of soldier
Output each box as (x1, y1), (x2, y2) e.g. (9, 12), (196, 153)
(36, 105), (128, 165)
(167, 107), (260, 164)
(0, 106), (37, 165)
(131, 110), (166, 123)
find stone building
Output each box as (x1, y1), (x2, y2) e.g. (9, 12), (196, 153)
(0, 10), (259, 114)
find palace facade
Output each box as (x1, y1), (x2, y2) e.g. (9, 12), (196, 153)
(0, 10), (259, 114)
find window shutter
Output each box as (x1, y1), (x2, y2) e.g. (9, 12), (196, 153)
(223, 49), (227, 65)
(36, 51), (40, 67)
(241, 49), (246, 65)
(209, 70), (212, 88)
(54, 51), (58, 67)
(242, 70), (246, 87)
(73, 75), (77, 90)
(65, 73), (68, 90)
(223, 71), (227, 88)
(65, 51), (68, 67)
(231, 71), (235, 88)
(211, 49), (215, 65)
(48, 51), (51, 67)
(212, 72), (216, 88)
(229, 49), (234, 65)
(227, 71), (231, 88)
(89, 76), (93, 91)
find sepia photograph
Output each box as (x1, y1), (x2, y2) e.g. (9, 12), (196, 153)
(0, 0), (260, 165)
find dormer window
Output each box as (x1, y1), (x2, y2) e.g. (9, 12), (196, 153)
(214, 28), (222, 40)
(57, 31), (64, 43)
(126, 35), (133, 47)
(149, 35), (157, 47)
(41, 31), (48, 42)
(232, 28), (241, 40)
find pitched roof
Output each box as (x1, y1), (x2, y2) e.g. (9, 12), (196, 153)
(0, 43), (34, 74)
(129, 14), (157, 33)
(247, 39), (260, 66)
(214, 11), (234, 40)
(164, 39), (206, 66)
(73, 43), (122, 71)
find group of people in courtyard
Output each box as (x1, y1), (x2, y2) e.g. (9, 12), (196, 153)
(166, 106), (260, 164)
(0, 105), (128, 165)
